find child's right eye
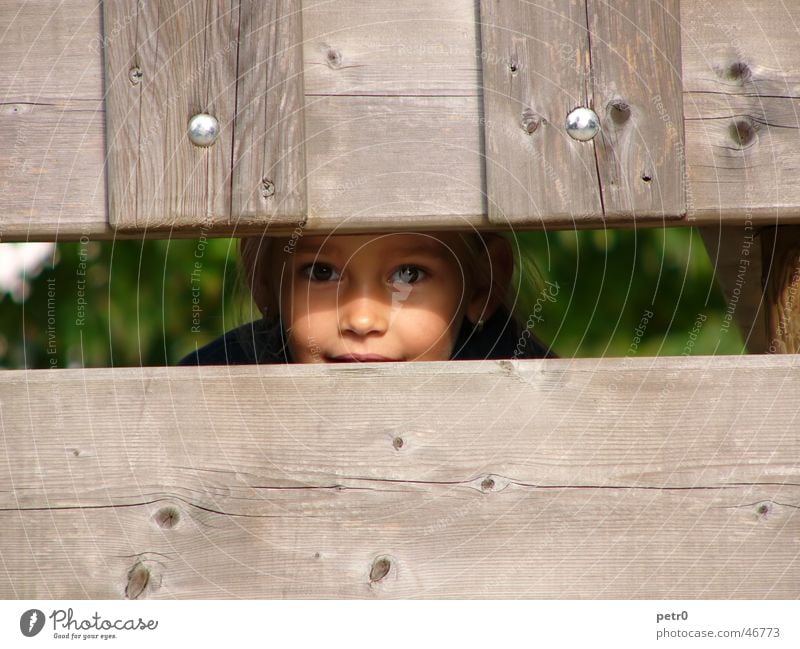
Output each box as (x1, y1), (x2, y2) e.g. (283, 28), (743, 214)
(300, 263), (340, 282)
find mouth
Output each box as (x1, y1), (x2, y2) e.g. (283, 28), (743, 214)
(327, 354), (400, 363)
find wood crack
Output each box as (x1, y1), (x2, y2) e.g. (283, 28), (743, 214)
(685, 89), (800, 100)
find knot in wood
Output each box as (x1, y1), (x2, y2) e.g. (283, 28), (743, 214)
(128, 66), (143, 85)
(260, 178), (275, 198)
(326, 48), (343, 69)
(521, 108), (541, 135)
(369, 556), (391, 583)
(608, 100), (631, 125)
(730, 119), (757, 148)
(125, 562), (151, 600)
(153, 506), (180, 529)
(726, 61), (752, 83)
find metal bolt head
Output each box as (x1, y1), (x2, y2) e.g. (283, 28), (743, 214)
(565, 107), (600, 141)
(187, 113), (220, 147)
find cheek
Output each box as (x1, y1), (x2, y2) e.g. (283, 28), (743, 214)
(397, 304), (463, 349)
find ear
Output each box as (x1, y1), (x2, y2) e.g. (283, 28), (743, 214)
(465, 234), (513, 325)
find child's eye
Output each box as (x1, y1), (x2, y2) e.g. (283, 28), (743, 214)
(301, 263), (340, 282)
(391, 265), (427, 285)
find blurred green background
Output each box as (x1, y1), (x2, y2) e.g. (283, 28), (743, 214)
(0, 228), (744, 368)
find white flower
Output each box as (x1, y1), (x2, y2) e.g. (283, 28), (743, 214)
(0, 242), (56, 301)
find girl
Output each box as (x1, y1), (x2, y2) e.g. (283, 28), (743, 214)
(178, 231), (555, 365)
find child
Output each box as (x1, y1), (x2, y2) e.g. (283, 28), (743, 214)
(178, 231), (555, 365)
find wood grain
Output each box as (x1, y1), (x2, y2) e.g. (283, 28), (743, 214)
(479, 0), (602, 224)
(303, 0), (481, 97)
(232, 0), (307, 224)
(0, 0), (106, 239)
(699, 225), (768, 352)
(479, 0), (684, 224)
(104, 0), (237, 229)
(1, 357), (799, 598)
(682, 0), (800, 221)
(303, 95), (485, 229)
(588, 0), (685, 219)
(99, 0), (140, 231)
(6, 0), (800, 238)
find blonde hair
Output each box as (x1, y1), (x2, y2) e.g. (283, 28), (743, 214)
(238, 231), (543, 329)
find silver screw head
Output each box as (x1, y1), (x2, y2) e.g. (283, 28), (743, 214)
(187, 113), (220, 147)
(565, 107), (600, 141)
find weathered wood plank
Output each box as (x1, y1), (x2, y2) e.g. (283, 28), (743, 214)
(479, 1), (684, 224)
(699, 225), (768, 353)
(7, 0), (800, 239)
(303, 0), (481, 97)
(0, 0), (106, 239)
(588, 0), (685, 219)
(232, 0), (306, 223)
(104, 0), (237, 230)
(304, 95), (484, 228)
(682, 0), (800, 221)
(761, 226), (800, 353)
(100, 0), (140, 229)
(5, 485), (796, 599)
(478, 0), (602, 224)
(1, 357), (799, 598)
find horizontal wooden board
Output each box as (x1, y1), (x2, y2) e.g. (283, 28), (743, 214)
(1, 356), (799, 598)
(303, 0), (481, 97)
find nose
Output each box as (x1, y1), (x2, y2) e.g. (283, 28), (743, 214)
(338, 285), (391, 337)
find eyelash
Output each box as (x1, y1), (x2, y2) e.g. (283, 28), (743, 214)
(299, 263), (429, 285)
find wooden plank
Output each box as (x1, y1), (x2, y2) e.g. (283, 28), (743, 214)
(302, 0), (480, 97)
(479, 1), (684, 225)
(681, 0), (800, 222)
(588, 0), (685, 219)
(303, 95), (484, 229)
(102, 0), (142, 231)
(761, 226), (800, 353)
(699, 226), (769, 353)
(8, 0), (800, 239)
(2, 356), (799, 598)
(478, 0), (602, 224)
(104, 0), (238, 230)
(0, 0), (107, 239)
(232, 0), (307, 223)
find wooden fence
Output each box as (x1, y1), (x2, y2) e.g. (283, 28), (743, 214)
(2, 356), (799, 598)
(2, 0), (800, 599)
(3, 0), (800, 239)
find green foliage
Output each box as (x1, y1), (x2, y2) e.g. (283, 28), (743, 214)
(514, 227), (744, 357)
(0, 238), (251, 368)
(0, 228), (744, 368)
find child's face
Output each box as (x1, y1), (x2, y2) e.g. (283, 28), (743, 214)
(276, 232), (496, 363)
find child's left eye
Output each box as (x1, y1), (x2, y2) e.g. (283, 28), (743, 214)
(391, 265), (427, 285)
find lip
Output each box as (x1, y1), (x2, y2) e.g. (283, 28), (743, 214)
(328, 353), (399, 363)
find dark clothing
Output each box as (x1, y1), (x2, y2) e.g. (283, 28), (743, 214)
(177, 308), (555, 366)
